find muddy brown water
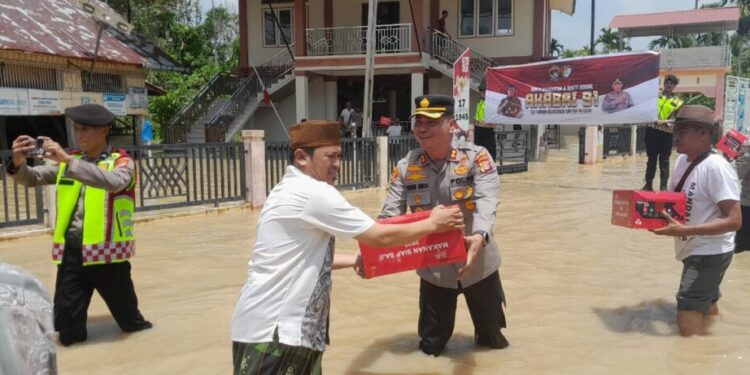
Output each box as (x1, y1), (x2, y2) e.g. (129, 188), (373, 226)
(2, 148), (749, 374)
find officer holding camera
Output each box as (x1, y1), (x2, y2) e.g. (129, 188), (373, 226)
(6, 104), (151, 346)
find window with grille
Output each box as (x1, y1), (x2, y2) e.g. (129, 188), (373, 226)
(81, 71), (126, 93)
(459, 0), (513, 37)
(0, 62), (59, 90)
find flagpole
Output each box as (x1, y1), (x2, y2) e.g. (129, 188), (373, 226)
(248, 55), (290, 140)
(362, 0), (378, 138)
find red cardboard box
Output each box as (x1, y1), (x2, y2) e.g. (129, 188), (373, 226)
(612, 190), (686, 230)
(716, 129), (748, 160)
(359, 210), (467, 279)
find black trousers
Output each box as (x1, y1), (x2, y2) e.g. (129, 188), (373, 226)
(54, 235), (149, 344)
(418, 271), (506, 356)
(474, 126), (497, 161)
(644, 127), (673, 187)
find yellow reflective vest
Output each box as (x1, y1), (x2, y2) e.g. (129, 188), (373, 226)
(51, 151), (136, 266)
(475, 98), (486, 123)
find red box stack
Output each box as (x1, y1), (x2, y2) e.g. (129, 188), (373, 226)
(612, 190), (687, 230)
(358, 210), (467, 279)
(716, 129), (748, 160)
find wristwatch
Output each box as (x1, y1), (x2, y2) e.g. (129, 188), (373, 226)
(473, 230), (490, 246)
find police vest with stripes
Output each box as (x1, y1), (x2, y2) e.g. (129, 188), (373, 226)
(52, 151), (136, 265)
(650, 94), (684, 133)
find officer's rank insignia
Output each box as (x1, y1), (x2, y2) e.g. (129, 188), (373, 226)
(406, 172), (426, 181)
(419, 154), (428, 164)
(454, 189), (465, 200)
(465, 200), (476, 211)
(115, 157), (131, 168)
(465, 186), (474, 198)
(454, 165), (468, 176)
(415, 194), (422, 205)
(449, 149), (458, 161)
(474, 151), (495, 174)
(420, 97), (430, 108)
(390, 167), (400, 183)
(407, 164), (423, 172)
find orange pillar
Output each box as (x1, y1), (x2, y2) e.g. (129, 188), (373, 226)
(532, 0), (544, 61)
(294, 0), (307, 57)
(324, 0), (332, 28)
(412, 0), (423, 52)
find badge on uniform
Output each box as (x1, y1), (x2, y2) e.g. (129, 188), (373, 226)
(454, 165), (468, 176)
(465, 200), (476, 211)
(407, 164), (423, 172)
(419, 154), (428, 164)
(449, 149), (458, 161)
(474, 151), (496, 175)
(390, 167), (400, 184)
(406, 172), (427, 181)
(453, 189), (465, 200)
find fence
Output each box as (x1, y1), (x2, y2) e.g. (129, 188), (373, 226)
(636, 125), (647, 153)
(387, 135), (419, 172)
(495, 131), (529, 174)
(602, 126), (632, 158)
(0, 151), (45, 228)
(264, 137), (378, 194)
(123, 143), (246, 211)
(306, 24), (411, 56)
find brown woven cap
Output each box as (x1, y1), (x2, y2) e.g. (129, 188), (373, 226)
(290, 120), (341, 149)
(675, 105), (715, 126)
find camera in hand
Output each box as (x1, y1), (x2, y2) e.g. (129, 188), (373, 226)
(26, 138), (45, 158)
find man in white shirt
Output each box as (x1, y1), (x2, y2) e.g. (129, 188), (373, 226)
(231, 120), (464, 374)
(652, 105), (741, 337)
(340, 102), (353, 134)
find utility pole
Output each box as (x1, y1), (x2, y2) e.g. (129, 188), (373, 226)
(589, 0), (595, 55)
(362, 0), (378, 138)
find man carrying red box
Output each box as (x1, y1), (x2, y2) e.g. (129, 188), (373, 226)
(380, 95), (507, 356)
(651, 105), (741, 337)
(230, 120), (464, 375)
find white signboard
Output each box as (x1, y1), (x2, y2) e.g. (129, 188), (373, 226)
(103, 93), (127, 116)
(724, 75), (750, 134)
(0, 88), (29, 115)
(452, 48), (472, 131)
(28, 90), (62, 115)
(129, 87), (148, 109)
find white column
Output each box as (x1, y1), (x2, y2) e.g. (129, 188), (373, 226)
(584, 125), (601, 164)
(242, 130), (267, 208)
(411, 71), (424, 122)
(630, 125), (638, 156)
(325, 79), (337, 121)
(295, 74), (309, 122)
(377, 136), (389, 187)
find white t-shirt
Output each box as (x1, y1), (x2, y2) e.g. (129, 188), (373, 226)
(231, 166), (375, 351)
(669, 153), (740, 261)
(340, 108), (352, 124)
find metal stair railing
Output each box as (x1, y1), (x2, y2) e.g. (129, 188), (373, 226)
(162, 72), (242, 143)
(429, 30), (496, 84)
(205, 47), (295, 142)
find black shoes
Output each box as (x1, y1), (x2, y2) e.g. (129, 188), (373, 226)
(641, 183), (653, 191)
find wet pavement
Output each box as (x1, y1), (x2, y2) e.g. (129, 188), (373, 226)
(2, 147), (749, 374)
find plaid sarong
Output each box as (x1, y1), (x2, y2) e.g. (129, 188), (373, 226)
(232, 341), (323, 375)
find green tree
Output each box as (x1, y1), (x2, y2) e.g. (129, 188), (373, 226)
(550, 38), (564, 57)
(595, 28), (631, 53)
(648, 35), (695, 49)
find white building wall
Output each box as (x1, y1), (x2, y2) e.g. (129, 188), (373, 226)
(249, 92), (297, 142)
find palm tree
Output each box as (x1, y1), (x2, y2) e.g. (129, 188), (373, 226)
(549, 38), (564, 57)
(648, 35), (695, 49)
(717, 0), (750, 36)
(595, 27), (631, 53)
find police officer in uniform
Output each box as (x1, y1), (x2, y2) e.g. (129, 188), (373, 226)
(381, 95), (507, 356)
(643, 74), (684, 191)
(473, 84), (497, 160)
(7, 104), (152, 346)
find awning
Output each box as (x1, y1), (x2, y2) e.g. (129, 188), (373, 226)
(610, 7), (740, 38)
(551, 0), (576, 16)
(107, 28), (189, 73)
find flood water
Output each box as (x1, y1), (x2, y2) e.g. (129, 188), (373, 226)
(2, 147), (749, 374)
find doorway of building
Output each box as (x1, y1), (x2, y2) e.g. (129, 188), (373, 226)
(361, 1), (400, 25)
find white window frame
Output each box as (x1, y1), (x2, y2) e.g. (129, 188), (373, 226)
(458, 0), (514, 38)
(262, 7), (294, 47)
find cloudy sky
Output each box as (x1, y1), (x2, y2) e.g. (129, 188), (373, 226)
(552, 0), (725, 52)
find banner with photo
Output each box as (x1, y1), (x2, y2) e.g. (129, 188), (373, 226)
(485, 52), (660, 125)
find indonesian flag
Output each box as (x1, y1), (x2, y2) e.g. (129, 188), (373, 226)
(263, 89), (271, 107)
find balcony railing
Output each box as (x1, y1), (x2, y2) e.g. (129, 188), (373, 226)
(306, 23), (411, 56)
(429, 31), (495, 84)
(659, 46), (731, 69)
